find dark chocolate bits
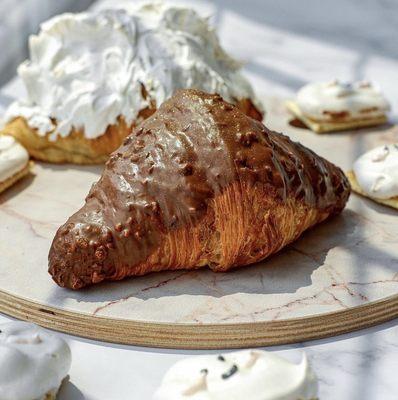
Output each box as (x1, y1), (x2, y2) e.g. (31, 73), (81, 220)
(221, 364), (239, 379)
(123, 136), (133, 145)
(237, 131), (258, 147)
(181, 163), (194, 176)
(95, 246), (107, 262)
(122, 229), (131, 238)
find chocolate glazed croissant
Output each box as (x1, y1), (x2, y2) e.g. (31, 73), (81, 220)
(49, 89), (350, 289)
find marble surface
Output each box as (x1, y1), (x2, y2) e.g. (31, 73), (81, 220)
(1, 0), (398, 398)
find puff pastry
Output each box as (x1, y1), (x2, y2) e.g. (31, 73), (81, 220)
(49, 89), (350, 289)
(2, 4), (263, 164)
(286, 100), (388, 134)
(286, 80), (390, 133)
(3, 99), (261, 165)
(0, 135), (32, 194)
(346, 143), (398, 210)
(2, 111), (153, 165)
(346, 171), (398, 210)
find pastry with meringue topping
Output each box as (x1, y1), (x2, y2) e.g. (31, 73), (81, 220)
(154, 349), (318, 400)
(0, 321), (72, 400)
(0, 135), (31, 194)
(347, 144), (398, 209)
(2, 3), (262, 164)
(286, 80), (390, 133)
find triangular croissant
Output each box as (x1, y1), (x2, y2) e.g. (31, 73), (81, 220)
(49, 90), (350, 289)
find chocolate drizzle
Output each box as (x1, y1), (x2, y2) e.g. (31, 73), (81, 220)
(49, 89), (350, 289)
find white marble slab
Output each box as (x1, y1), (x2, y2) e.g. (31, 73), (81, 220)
(1, 97), (397, 326)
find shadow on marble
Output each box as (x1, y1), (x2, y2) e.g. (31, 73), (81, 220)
(0, 171), (35, 204)
(39, 162), (103, 175)
(298, 123), (395, 139)
(58, 377), (86, 400)
(246, 61), (306, 92)
(352, 194), (398, 217)
(46, 210), (359, 306)
(215, 0), (398, 61)
(288, 118), (309, 130)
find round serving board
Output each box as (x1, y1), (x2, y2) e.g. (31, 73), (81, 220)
(1, 97), (398, 349)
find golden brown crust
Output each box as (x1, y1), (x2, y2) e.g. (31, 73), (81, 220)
(121, 182), (327, 279)
(285, 100), (387, 133)
(2, 99), (261, 165)
(2, 116), (137, 165)
(0, 161), (32, 195)
(346, 170), (398, 210)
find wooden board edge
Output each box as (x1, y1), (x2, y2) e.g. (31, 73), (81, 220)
(1, 289), (397, 349)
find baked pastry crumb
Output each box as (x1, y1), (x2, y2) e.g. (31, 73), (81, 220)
(286, 80), (390, 133)
(346, 170), (398, 210)
(0, 161), (32, 195)
(286, 100), (388, 134)
(0, 135), (32, 194)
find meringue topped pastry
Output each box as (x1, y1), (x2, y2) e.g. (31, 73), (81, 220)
(0, 135), (30, 194)
(0, 321), (72, 400)
(297, 80), (390, 121)
(347, 144), (398, 209)
(286, 80), (390, 133)
(2, 2), (262, 164)
(154, 350), (318, 400)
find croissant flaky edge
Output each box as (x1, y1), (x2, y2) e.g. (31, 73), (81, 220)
(49, 89), (350, 289)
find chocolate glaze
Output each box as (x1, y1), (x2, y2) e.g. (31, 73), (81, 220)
(49, 89), (350, 289)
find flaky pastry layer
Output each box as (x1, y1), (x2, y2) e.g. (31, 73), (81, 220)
(0, 161), (32, 195)
(286, 100), (387, 133)
(2, 99), (262, 164)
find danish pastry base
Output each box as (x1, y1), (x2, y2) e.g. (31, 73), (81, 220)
(285, 100), (387, 133)
(1, 116), (138, 165)
(346, 170), (398, 210)
(0, 161), (32, 195)
(2, 99), (262, 165)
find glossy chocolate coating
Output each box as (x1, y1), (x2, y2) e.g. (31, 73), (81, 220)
(49, 89), (350, 289)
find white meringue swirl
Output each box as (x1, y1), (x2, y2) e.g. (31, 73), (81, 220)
(5, 3), (259, 141)
(353, 144), (398, 199)
(154, 350), (318, 400)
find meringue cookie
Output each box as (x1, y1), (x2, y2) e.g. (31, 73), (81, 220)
(5, 3), (260, 141)
(0, 322), (71, 400)
(353, 144), (398, 199)
(154, 350), (318, 400)
(296, 80), (390, 121)
(0, 135), (29, 182)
